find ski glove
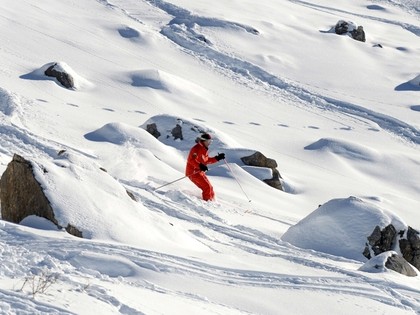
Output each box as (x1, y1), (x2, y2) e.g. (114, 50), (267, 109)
(199, 163), (208, 172)
(215, 153), (225, 161)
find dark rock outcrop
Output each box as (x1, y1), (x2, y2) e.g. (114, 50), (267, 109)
(171, 123), (183, 140)
(385, 253), (417, 277)
(241, 151), (277, 169)
(241, 151), (283, 191)
(351, 26), (366, 42)
(66, 224), (83, 238)
(0, 154), (82, 238)
(126, 189), (137, 201)
(399, 227), (420, 270)
(335, 20), (351, 35)
(44, 63), (75, 89)
(334, 20), (366, 42)
(146, 123), (161, 138)
(0, 154), (57, 224)
(364, 224), (420, 275)
(366, 224), (397, 257)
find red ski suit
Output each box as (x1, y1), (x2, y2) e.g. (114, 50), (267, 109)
(185, 142), (218, 201)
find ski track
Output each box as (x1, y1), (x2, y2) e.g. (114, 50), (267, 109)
(0, 289), (76, 315)
(128, 186), (420, 313)
(1, 205), (420, 314)
(0, 170), (419, 312)
(103, 0), (420, 146)
(2, 170), (419, 313)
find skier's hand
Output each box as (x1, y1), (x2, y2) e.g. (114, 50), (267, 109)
(199, 163), (208, 172)
(215, 153), (225, 161)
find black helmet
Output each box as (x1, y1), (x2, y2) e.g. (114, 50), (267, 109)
(199, 133), (212, 141)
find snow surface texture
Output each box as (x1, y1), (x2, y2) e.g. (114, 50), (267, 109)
(0, 0), (419, 314)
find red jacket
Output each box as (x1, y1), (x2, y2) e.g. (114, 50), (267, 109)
(185, 142), (218, 176)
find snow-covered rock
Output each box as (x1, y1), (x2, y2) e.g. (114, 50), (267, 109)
(281, 196), (407, 261)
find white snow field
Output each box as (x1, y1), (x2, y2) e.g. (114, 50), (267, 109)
(0, 0), (419, 314)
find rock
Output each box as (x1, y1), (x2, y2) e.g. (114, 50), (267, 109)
(241, 151), (277, 169)
(334, 20), (365, 42)
(241, 151), (283, 190)
(65, 224), (83, 238)
(400, 227), (420, 271)
(171, 123), (183, 140)
(44, 63), (75, 89)
(385, 253), (417, 277)
(360, 251), (417, 277)
(351, 26), (366, 42)
(335, 20), (351, 35)
(362, 244), (371, 259)
(364, 224), (420, 272)
(126, 189), (137, 201)
(365, 224), (396, 256)
(0, 154), (82, 238)
(263, 169), (283, 190)
(146, 123), (161, 138)
(0, 154), (57, 225)
(367, 225), (382, 246)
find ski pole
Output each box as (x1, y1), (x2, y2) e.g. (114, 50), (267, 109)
(223, 159), (251, 202)
(154, 169), (202, 191)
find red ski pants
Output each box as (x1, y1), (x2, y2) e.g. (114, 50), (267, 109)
(189, 172), (214, 201)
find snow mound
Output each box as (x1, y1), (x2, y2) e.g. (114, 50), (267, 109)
(38, 62), (93, 90)
(359, 251), (419, 276)
(118, 26), (141, 40)
(84, 121), (185, 171)
(20, 62), (93, 90)
(20, 215), (59, 231)
(84, 122), (148, 145)
(304, 138), (380, 162)
(409, 74), (420, 87)
(358, 251), (393, 273)
(281, 197), (407, 261)
(32, 151), (208, 253)
(0, 88), (21, 117)
(130, 69), (209, 96)
(141, 114), (245, 152)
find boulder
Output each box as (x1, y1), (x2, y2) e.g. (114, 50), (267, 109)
(171, 123), (183, 140)
(334, 20), (365, 42)
(366, 224), (397, 257)
(241, 151), (277, 169)
(399, 227), (420, 270)
(364, 224), (420, 272)
(0, 154), (82, 237)
(241, 151), (283, 190)
(351, 26), (366, 42)
(385, 253), (417, 277)
(360, 251), (417, 277)
(146, 123), (161, 138)
(335, 20), (353, 35)
(44, 63), (75, 89)
(0, 154), (57, 224)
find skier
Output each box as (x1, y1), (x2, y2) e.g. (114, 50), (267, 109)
(185, 133), (225, 201)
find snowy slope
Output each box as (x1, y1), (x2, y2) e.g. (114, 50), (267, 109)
(0, 0), (419, 314)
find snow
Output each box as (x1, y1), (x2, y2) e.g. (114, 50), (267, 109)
(281, 196), (407, 261)
(0, 0), (419, 314)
